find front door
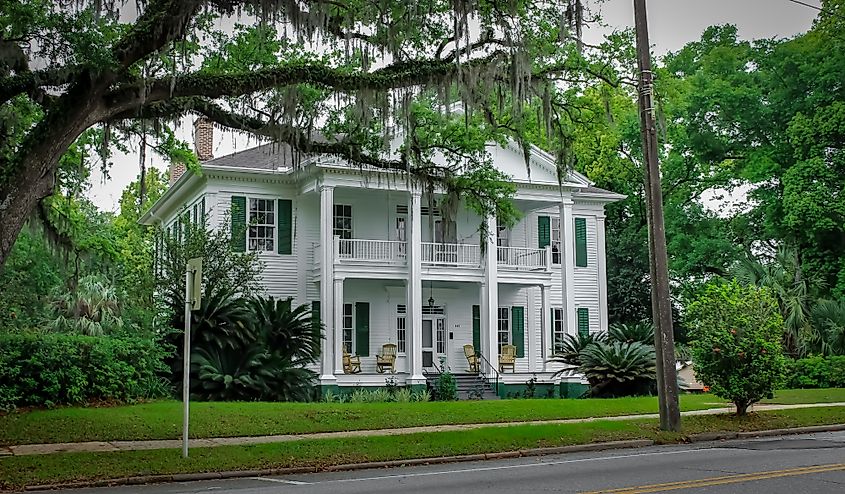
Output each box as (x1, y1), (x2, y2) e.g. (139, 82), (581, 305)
(422, 315), (447, 370)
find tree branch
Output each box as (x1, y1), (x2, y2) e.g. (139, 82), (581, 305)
(0, 67), (77, 105)
(105, 52), (507, 109)
(111, 0), (204, 68)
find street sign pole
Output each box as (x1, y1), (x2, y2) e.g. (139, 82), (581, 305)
(182, 258), (203, 458)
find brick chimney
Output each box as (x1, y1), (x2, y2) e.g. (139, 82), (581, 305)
(171, 117), (213, 185)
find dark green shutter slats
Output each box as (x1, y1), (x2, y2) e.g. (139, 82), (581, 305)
(311, 301), (321, 356)
(550, 308), (556, 355)
(200, 197), (206, 223)
(577, 308), (590, 338)
(512, 306), (525, 358)
(230, 196), (246, 252)
(278, 199), (292, 255)
(355, 302), (370, 357)
(575, 217), (588, 267)
(472, 305), (481, 353)
(538, 215), (551, 248)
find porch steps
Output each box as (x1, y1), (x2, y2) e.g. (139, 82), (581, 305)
(427, 373), (499, 400)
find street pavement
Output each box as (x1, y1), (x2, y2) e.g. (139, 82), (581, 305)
(55, 431), (845, 494)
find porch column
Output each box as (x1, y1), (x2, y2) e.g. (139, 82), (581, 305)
(559, 196), (577, 335)
(319, 185), (337, 385)
(541, 284), (551, 372)
(407, 189), (425, 384)
(333, 277), (344, 375)
(596, 213), (609, 332)
(482, 215), (499, 376)
(527, 287), (537, 373)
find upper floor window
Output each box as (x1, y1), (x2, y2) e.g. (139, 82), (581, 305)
(551, 217), (561, 264)
(497, 221), (510, 247)
(334, 204), (353, 239)
(248, 198), (275, 252)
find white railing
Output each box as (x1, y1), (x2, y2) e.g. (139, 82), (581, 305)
(497, 246), (549, 270)
(337, 239), (406, 263)
(422, 242), (481, 267)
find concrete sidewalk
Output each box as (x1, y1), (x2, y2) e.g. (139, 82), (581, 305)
(2, 402), (843, 457)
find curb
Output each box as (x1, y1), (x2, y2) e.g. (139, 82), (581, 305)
(17, 424), (845, 492)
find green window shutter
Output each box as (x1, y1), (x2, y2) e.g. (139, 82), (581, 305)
(512, 306), (525, 358)
(311, 301), (321, 356)
(230, 196), (246, 252)
(200, 197), (206, 224)
(355, 302), (370, 357)
(472, 305), (481, 353)
(550, 308), (556, 355)
(575, 217), (588, 267)
(538, 215), (551, 248)
(577, 308), (590, 338)
(277, 199), (292, 255)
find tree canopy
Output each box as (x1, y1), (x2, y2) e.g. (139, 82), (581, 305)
(0, 0), (608, 265)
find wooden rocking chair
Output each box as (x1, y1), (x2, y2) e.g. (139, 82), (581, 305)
(499, 345), (516, 373)
(376, 344), (397, 373)
(464, 344), (480, 373)
(343, 351), (362, 374)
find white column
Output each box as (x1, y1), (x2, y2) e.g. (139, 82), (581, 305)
(407, 190), (425, 384)
(560, 197), (577, 335)
(596, 213), (609, 332)
(482, 215), (499, 375)
(527, 287), (537, 373)
(319, 185), (336, 385)
(541, 284), (551, 372)
(333, 277), (344, 375)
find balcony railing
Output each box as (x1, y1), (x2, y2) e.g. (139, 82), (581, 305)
(337, 239), (406, 263)
(497, 246), (549, 270)
(421, 242), (481, 267)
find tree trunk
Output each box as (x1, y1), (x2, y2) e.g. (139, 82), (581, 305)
(0, 81), (106, 266)
(736, 401), (750, 416)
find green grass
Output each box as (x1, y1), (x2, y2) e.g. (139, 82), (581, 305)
(0, 394), (718, 446)
(1, 406), (843, 490)
(1, 389), (842, 447)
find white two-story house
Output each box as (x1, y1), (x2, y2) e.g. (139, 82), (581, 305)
(141, 118), (624, 398)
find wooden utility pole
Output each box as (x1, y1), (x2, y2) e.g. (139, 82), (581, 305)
(632, 0), (681, 432)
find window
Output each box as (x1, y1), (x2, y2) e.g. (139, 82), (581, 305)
(396, 216), (406, 256)
(551, 217), (562, 264)
(553, 308), (565, 353)
(334, 204), (352, 239)
(497, 307), (510, 352)
(342, 303), (353, 354)
(248, 198), (275, 252)
(497, 221), (510, 247)
(396, 305), (407, 353)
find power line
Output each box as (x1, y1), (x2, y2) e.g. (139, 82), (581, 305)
(786, 0), (845, 21)
(786, 0), (824, 12)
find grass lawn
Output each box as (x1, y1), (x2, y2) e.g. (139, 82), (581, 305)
(1, 388), (843, 447)
(1, 406), (843, 490)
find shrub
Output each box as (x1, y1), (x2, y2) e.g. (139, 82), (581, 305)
(579, 341), (656, 397)
(784, 356), (845, 389)
(435, 370), (458, 401)
(0, 332), (171, 410)
(687, 281), (788, 415)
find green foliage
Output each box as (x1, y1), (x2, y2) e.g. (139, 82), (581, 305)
(687, 281), (788, 415)
(551, 331), (607, 367)
(189, 296), (321, 402)
(434, 369), (458, 401)
(578, 342), (656, 398)
(48, 274), (123, 336)
(608, 322), (655, 345)
(784, 356), (845, 389)
(0, 229), (64, 329)
(810, 299), (845, 356)
(326, 387), (429, 403)
(0, 332), (170, 411)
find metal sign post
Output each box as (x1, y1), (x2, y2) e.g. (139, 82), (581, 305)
(182, 257), (203, 458)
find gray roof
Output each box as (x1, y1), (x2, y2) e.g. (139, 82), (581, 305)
(201, 142), (307, 170)
(576, 185), (625, 197)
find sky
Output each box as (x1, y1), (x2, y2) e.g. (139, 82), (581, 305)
(86, 0), (819, 212)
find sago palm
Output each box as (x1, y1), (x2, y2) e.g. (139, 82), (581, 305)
(608, 322), (654, 345)
(579, 341), (656, 397)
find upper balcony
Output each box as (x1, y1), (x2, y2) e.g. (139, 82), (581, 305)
(315, 237), (552, 282)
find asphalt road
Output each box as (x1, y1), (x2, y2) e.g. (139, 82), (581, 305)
(61, 431), (845, 494)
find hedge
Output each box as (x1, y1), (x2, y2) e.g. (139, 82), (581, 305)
(785, 356), (845, 389)
(0, 332), (171, 411)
